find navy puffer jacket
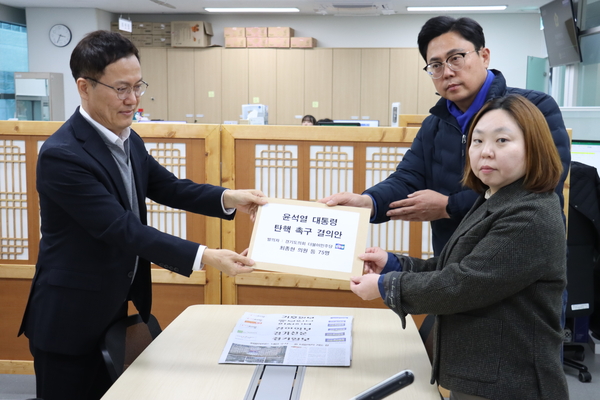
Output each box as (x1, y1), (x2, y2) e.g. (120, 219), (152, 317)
(364, 69), (571, 255)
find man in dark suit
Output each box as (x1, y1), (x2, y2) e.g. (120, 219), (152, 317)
(19, 30), (266, 400)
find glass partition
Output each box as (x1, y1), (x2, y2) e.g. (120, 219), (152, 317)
(577, 33), (600, 106)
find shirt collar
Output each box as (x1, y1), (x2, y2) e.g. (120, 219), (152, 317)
(446, 69), (496, 133)
(79, 106), (131, 147)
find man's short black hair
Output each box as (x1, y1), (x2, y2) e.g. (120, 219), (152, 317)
(417, 16), (485, 62)
(70, 30), (140, 81)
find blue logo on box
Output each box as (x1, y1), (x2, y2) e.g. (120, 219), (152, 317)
(335, 244), (345, 250)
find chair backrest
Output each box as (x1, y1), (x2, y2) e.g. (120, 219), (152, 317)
(418, 314), (435, 364)
(566, 162), (600, 319)
(101, 313), (162, 382)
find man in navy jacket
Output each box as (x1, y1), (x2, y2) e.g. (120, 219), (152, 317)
(19, 30), (266, 400)
(321, 16), (570, 256)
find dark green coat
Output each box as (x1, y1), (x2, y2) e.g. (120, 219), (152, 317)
(384, 179), (568, 400)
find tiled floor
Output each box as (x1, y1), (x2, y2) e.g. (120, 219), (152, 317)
(0, 373), (35, 400)
(1, 344), (599, 400)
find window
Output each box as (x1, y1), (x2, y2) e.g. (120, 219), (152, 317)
(0, 22), (28, 120)
(577, 32), (600, 106)
(581, 0), (600, 31)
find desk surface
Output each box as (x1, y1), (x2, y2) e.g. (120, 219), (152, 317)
(101, 304), (440, 400)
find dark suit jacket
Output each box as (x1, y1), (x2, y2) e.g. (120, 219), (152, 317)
(20, 109), (233, 355)
(383, 180), (568, 400)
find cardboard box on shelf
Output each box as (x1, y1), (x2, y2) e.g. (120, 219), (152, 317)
(152, 36), (171, 47)
(132, 22), (153, 35)
(225, 37), (247, 48)
(131, 34), (153, 47)
(291, 37), (317, 48)
(152, 23), (171, 35)
(224, 27), (246, 37)
(171, 21), (213, 47)
(268, 27), (294, 38)
(247, 37), (268, 48)
(267, 37), (290, 48)
(246, 27), (268, 37)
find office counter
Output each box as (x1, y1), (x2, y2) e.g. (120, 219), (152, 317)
(101, 304), (440, 400)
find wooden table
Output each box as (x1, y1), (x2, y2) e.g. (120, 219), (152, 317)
(101, 304), (440, 399)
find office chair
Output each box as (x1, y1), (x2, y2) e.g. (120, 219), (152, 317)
(418, 314), (435, 364)
(100, 313), (162, 382)
(563, 161), (600, 383)
(417, 314), (446, 400)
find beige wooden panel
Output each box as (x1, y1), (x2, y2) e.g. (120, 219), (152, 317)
(167, 48), (195, 123)
(304, 48), (333, 123)
(0, 360), (33, 375)
(248, 49), (277, 124)
(0, 278), (33, 363)
(399, 114), (427, 127)
(332, 49), (361, 120)
(221, 48), (249, 123)
(361, 48), (390, 126)
(139, 48), (168, 121)
(418, 62), (440, 114)
(194, 47), (222, 124)
(276, 49), (305, 125)
(390, 48), (421, 115)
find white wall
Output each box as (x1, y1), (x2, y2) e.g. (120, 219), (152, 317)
(134, 12), (546, 88)
(24, 9), (546, 120)
(25, 8), (112, 115)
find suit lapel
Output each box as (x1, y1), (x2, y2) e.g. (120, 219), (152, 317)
(70, 110), (132, 209)
(439, 181), (528, 267)
(128, 132), (147, 224)
(439, 194), (488, 266)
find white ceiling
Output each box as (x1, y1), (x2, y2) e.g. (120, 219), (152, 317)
(0, 0), (553, 15)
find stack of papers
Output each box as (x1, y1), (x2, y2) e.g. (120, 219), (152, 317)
(219, 312), (353, 366)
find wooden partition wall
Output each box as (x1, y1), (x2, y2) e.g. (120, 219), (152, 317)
(0, 121), (225, 372)
(0, 118), (427, 373)
(220, 123), (433, 308)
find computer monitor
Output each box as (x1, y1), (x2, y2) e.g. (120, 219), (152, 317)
(540, 0), (582, 67)
(317, 122), (361, 127)
(333, 119), (380, 127)
(571, 140), (600, 171)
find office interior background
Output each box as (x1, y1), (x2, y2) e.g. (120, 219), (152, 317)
(0, 0), (599, 142)
(1, 1), (600, 399)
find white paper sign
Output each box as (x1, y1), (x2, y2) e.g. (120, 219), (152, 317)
(118, 18), (132, 33)
(248, 198), (370, 280)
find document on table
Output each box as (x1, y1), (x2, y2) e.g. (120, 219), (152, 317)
(219, 312), (353, 366)
(248, 198), (371, 280)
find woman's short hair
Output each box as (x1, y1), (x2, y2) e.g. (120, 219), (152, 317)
(70, 30), (139, 81)
(463, 94), (563, 194)
(302, 115), (317, 125)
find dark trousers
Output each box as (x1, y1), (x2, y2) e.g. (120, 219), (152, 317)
(28, 302), (128, 400)
(30, 342), (113, 400)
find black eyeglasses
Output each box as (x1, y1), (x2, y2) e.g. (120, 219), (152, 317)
(423, 50), (479, 79)
(84, 77), (148, 100)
